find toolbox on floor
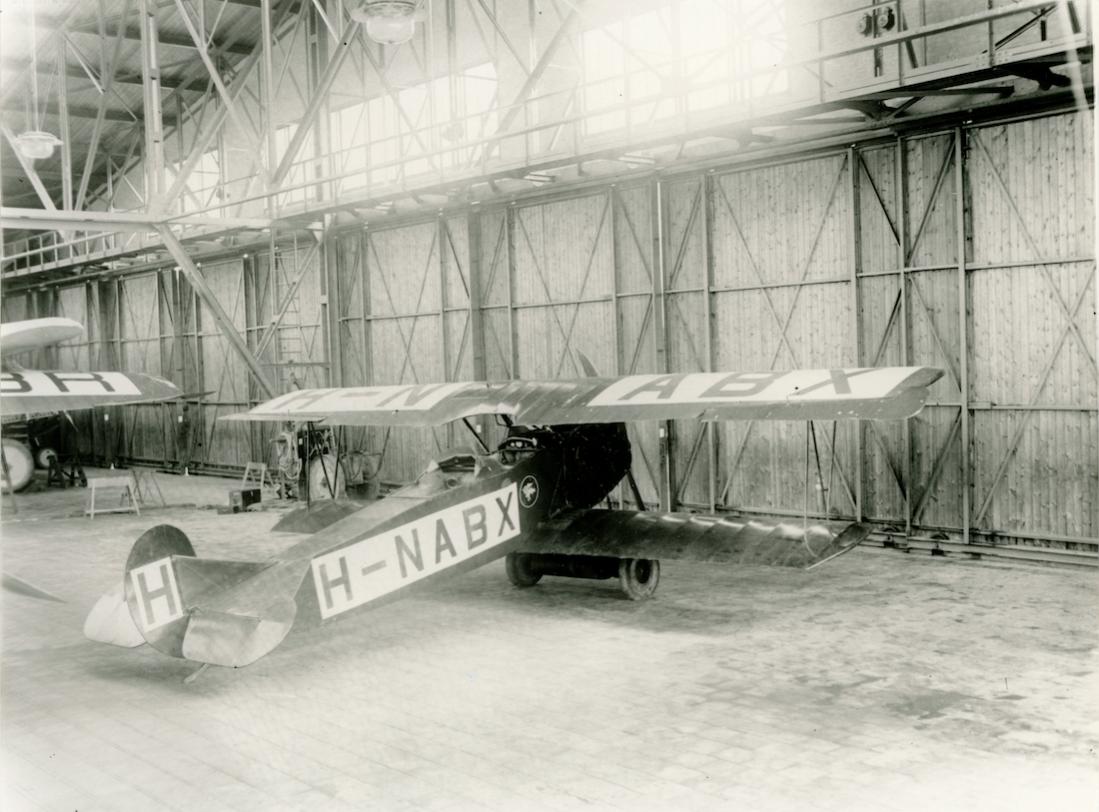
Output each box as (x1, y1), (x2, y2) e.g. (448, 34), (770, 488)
(229, 487), (261, 513)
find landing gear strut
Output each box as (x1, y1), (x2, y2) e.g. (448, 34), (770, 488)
(504, 553), (660, 600)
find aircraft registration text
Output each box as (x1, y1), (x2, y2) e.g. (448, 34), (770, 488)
(0, 370), (143, 397)
(311, 482), (520, 620)
(587, 368), (915, 407)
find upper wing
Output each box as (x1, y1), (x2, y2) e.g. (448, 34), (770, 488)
(1, 318), (85, 358)
(0, 370), (182, 416)
(224, 366), (943, 426)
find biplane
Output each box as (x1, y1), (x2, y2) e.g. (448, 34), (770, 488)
(1, 317), (181, 492)
(85, 360), (941, 676)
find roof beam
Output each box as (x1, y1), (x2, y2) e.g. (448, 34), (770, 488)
(0, 60), (216, 92)
(1, 101), (151, 123)
(46, 20), (256, 56)
(0, 206), (272, 232)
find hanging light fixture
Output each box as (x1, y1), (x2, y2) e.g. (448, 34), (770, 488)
(350, 0), (420, 46)
(15, 6), (63, 161)
(14, 131), (62, 160)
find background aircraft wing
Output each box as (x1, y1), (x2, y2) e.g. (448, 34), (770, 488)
(0, 370), (182, 417)
(224, 366), (942, 426)
(0, 317), (84, 358)
(515, 510), (871, 569)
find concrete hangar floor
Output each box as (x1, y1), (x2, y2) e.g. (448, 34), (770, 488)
(1, 482), (1096, 812)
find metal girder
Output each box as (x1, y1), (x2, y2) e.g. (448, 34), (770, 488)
(272, 23), (360, 187)
(76, 0), (134, 211)
(0, 206), (271, 232)
(57, 42), (74, 210)
(139, 0), (167, 207)
(0, 59), (213, 92)
(173, 0), (263, 154)
(0, 101), (140, 123)
(482, 3), (582, 157)
(54, 20), (256, 56)
(156, 0), (297, 212)
(156, 225), (277, 398)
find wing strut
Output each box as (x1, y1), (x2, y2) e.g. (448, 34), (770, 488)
(462, 418), (491, 454)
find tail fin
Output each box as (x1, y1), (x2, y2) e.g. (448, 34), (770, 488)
(85, 524), (300, 667)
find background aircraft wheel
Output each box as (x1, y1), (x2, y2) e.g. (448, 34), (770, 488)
(505, 553), (542, 587)
(35, 447), (57, 469)
(1, 439), (35, 493)
(618, 558), (660, 600)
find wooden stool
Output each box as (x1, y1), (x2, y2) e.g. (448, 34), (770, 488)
(242, 462), (273, 491)
(85, 471), (141, 518)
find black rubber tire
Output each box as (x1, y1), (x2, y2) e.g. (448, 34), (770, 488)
(1, 438), (34, 493)
(618, 558), (660, 600)
(505, 553), (542, 587)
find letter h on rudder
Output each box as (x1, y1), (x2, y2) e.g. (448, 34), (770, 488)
(135, 563), (179, 627)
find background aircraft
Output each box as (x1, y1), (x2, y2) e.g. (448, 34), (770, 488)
(0, 317), (180, 492)
(85, 362), (941, 678)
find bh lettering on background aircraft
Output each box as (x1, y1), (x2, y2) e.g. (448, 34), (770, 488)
(85, 355), (941, 677)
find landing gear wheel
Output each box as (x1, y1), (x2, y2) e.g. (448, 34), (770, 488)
(505, 553), (542, 587)
(618, 558), (660, 600)
(35, 447), (57, 469)
(1, 438), (34, 493)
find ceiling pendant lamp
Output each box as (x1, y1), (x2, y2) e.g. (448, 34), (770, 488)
(350, 1), (420, 46)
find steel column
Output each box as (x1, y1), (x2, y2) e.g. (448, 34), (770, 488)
(651, 178), (673, 511)
(57, 42), (74, 211)
(953, 127), (971, 545)
(138, 0), (166, 206)
(895, 136), (912, 538)
(848, 146), (864, 521)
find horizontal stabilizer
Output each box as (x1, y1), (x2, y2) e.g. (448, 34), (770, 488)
(84, 524), (306, 668)
(516, 510), (870, 569)
(84, 583), (144, 648)
(271, 499), (364, 534)
(224, 367), (942, 427)
(181, 599), (297, 667)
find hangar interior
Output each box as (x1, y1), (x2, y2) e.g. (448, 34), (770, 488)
(0, 1), (1096, 810)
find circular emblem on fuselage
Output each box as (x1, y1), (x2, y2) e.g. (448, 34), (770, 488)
(519, 475), (540, 508)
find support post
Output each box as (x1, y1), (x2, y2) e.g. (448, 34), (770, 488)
(138, 0), (166, 207)
(701, 172), (717, 513)
(895, 137), (912, 539)
(849, 147), (864, 522)
(651, 178), (674, 511)
(954, 128), (971, 545)
(57, 42), (74, 211)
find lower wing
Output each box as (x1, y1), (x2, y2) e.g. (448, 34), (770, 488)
(516, 510), (870, 569)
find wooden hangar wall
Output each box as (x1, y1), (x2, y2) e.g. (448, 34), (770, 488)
(2, 105), (1093, 552)
(329, 106), (1096, 552)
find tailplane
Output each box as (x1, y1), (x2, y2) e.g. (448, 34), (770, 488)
(85, 524), (302, 667)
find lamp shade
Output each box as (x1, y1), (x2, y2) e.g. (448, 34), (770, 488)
(351, 1), (418, 45)
(14, 130), (62, 161)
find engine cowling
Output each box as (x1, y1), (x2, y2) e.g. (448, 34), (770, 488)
(502, 423), (631, 511)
